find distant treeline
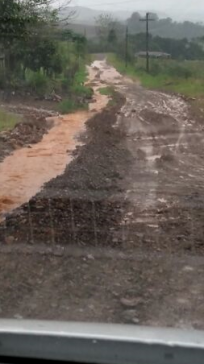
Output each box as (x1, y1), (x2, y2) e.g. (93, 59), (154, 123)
(72, 11), (204, 42)
(127, 13), (204, 40)
(88, 33), (204, 61)
(86, 12), (204, 61)
(126, 33), (204, 61)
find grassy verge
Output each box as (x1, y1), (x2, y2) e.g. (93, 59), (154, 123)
(98, 85), (118, 107)
(58, 100), (88, 114)
(58, 65), (93, 114)
(0, 109), (22, 132)
(99, 86), (114, 96)
(107, 53), (204, 98)
(107, 54), (140, 82)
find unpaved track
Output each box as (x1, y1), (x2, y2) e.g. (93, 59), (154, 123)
(0, 62), (109, 220)
(1, 60), (204, 328)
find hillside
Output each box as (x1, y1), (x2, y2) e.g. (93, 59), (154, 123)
(127, 12), (204, 40)
(65, 6), (132, 25)
(63, 7), (204, 41)
(67, 23), (97, 39)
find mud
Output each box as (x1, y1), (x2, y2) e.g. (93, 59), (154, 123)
(0, 62), (110, 221)
(1, 60), (204, 329)
(0, 93), (127, 246)
(0, 116), (54, 163)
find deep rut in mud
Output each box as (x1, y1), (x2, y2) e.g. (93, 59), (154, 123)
(0, 61), (112, 221)
(0, 94), (129, 246)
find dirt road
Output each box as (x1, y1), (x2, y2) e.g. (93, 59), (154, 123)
(0, 64), (109, 220)
(1, 60), (204, 329)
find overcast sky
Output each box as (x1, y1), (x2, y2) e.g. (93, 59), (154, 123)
(70, 0), (203, 21)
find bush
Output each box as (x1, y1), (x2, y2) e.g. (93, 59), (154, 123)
(70, 65), (93, 99)
(150, 62), (163, 76)
(0, 71), (6, 89)
(99, 86), (114, 96)
(25, 69), (50, 96)
(72, 84), (93, 98)
(74, 67), (87, 85)
(56, 76), (70, 93)
(58, 99), (88, 114)
(167, 65), (193, 79)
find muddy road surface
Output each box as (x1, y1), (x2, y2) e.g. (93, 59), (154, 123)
(1, 60), (204, 329)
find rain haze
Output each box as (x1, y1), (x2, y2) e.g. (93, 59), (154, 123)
(70, 0), (204, 22)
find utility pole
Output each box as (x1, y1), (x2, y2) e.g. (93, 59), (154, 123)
(125, 26), (129, 68)
(140, 13), (155, 73)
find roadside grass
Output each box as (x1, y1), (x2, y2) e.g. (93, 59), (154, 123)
(86, 53), (95, 65)
(0, 108), (22, 132)
(58, 65), (93, 114)
(107, 53), (204, 98)
(107, 54), (140, 82)
(71, 83), (93, 98)
(58, 99), (88, 114)
(72, 66), (93, 98)
(99, 86), (114, 96)
(98, 85), (119, 107)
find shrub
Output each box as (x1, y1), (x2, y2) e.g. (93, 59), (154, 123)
(25, 69), (49, 96)
(71, 66), (93, 98)
(150, 62), (163, 76)
(74, 67), (87, 85)
(60, 77), (70, 92)
(72, 84), (93, 98)
(99, 86), (114, 96)
(167, 65), (193, 79)
(0, 71), (6, 89)
(58, 99), (88, 114)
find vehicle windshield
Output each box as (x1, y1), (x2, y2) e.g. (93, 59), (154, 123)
(0, 0), (204, 330)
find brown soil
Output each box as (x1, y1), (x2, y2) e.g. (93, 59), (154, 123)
(0, 94), (128, 246)
(1, 61), (204, 329)
(0, 110), (55, 163)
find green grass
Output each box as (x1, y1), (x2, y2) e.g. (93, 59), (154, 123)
(70, 64), (93, 98)
(58, 99), (88, 114)
(107, 53), (204, 98)
(107, 54), (140, 81)
(73, 65), (88, 86)
(0, 109), (22, 132)
(98, 86), (114, 96)
(58, 64), (93, 114)
(98, 85), (118, 106)
(71, 84), (93, 98)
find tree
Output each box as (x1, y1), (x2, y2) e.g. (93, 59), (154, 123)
(0, 0), (75, 74)
(127, 12), (143, 34)
(127, 12), (204, 40)
(122, 32), (204, 61)
(108, 29), (117, 44)
(0, 0), (28, 45)
(20, 37), (57, 74)
(0, 0), (89, 97)
(95, 13), (124, 51)
(96, 14), (114, 45)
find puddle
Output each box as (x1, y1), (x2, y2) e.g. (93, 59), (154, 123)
(0, 61), (119, 220)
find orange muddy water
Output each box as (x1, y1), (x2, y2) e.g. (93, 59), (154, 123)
(0, 60), (117, 220)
